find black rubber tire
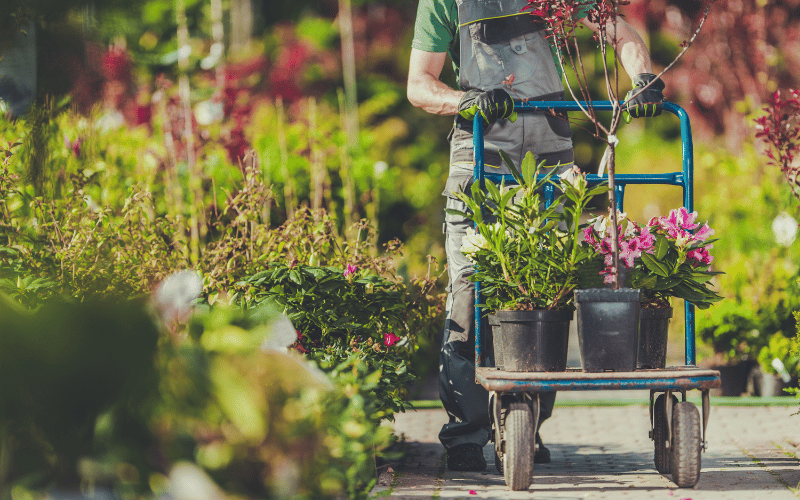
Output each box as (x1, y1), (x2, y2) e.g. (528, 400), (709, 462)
(653, 393), (677, 474)
(504, 402), (533, 491)
(670, 401), (702, 488)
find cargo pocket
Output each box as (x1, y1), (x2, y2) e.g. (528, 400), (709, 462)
(545, 109), (573, 139)
(466, 15), (545, 89)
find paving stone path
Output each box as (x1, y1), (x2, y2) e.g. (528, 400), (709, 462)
(373, 401), (800, 499)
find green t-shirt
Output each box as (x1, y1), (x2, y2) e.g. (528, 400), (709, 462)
(411, 0), (592, 83)
(411, 0), (461, 69)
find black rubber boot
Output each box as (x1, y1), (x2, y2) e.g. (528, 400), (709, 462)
(535, 433), (551, 464)
(447, 443), (487, 471)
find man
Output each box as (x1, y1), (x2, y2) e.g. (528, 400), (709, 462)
(407, 0), (665, 472)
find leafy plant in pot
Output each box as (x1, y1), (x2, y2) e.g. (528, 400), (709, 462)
(447, 152), (608, 372)
(582, 208), (723, 369)
(755, 332), (799, 397)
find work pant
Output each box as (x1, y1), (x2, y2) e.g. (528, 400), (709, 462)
(437, 167), (570, 449)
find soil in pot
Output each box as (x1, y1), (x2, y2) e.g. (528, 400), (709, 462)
(637, 306), (672, 369)
(495, 309), (572, 372)
(575, 288), (642, 372)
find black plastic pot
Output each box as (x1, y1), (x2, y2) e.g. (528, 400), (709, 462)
(575, 288), (642, 372)
(637, 306), (673, 369)
(708, 360), (756, 396)
(495, 309), (572, 372)
(488, 314), (503, 370)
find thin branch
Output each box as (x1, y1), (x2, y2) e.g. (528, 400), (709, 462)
(623, 4), (712, 106)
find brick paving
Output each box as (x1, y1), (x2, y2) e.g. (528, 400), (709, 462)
(373, 398), (800, 499)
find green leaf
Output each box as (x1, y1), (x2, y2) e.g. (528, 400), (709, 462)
(652, 275), (683, 290)
(444, 208), (470, 219)
(587, 184), (610, 197)
(485, 179), (501, 203)
(499, 185), (519, 209)
(632, 274), (658, 289)
(520, 151), (537, 186)
(499, 149), (524, 186)
(654, 235), (669, 260)
(641, 252), (670, 277)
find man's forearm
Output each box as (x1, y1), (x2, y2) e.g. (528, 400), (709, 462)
(407, 73), (463, 116)
(581, 16), (654, 80)
(612, 18), (654, 79)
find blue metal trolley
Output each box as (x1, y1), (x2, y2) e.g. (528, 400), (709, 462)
(470, 101), (722, 491)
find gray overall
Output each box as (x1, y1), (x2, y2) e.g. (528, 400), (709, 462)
(439, 0), (575, 449)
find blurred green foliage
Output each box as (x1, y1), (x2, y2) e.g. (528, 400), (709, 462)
(694, 142), (800, 369)
(0, 297), (396, 498)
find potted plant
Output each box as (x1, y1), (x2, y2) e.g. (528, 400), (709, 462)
(754, 332), (798, 396)
(581, 207), (723, 369)
(448, 152), (608, 372)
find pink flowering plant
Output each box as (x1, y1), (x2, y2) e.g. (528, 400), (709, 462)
(582, 207), (723, 309)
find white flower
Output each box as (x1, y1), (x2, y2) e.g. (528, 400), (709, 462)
(772, 211), (798, 247)
(674, 231), (692, 249)
(195, 99), (224, 125)
(154, 270), (204, 324)
(96, 110), (125, 132)
(261, 314), (299, 352)
(373, 161), (388, 178)
(591, 216), (607, 237)
(461, 227), (490, 256)
(623, 219), (638, 238)
(558, 165), (584, 188)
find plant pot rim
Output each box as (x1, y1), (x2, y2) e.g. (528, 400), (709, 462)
(575, 288), (642, 303)
(494, 309), (574, 321)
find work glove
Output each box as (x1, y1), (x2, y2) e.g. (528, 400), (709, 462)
(623, 73), (665, 122)
(456, 88), (517, 130)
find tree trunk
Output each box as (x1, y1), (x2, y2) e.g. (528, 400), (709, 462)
(230, 0), (253, 53)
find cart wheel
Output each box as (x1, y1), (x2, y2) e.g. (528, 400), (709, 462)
(503, 402), (533, 491)
(491, 393), (504, 474)
(653, 393), (677, 474)
(670, 401), (702, 488)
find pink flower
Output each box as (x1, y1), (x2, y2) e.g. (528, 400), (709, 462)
(687, 247), (713, 265)
(64, 135), (83, 158)
(383, 332), (400, 347)
(469, 491), (477, 496)
(618, 239), (640, 268)
(693, 223), (715, 242)
(636, 230), (655, 251)
(669, 207), (699, 231)
(344, 263), (357, 278)
(582, 226), (596, 246)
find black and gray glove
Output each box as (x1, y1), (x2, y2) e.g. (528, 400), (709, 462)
(456, 88), (516, 130)
(624, 73), (665, 121)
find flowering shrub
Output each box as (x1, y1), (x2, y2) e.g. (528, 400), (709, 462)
(450, 154), (609, 311)
(755, 89), (800, 201)
(582, 207), (723, 309)
(236, 263), (421, 416)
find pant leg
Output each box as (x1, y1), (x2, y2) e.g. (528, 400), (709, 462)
(437, 187), (559, 449)
(438, 195), (491, 449)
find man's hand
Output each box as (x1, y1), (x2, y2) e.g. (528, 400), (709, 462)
(624, 73), (665, 122)
(457, 88), (516, 129)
